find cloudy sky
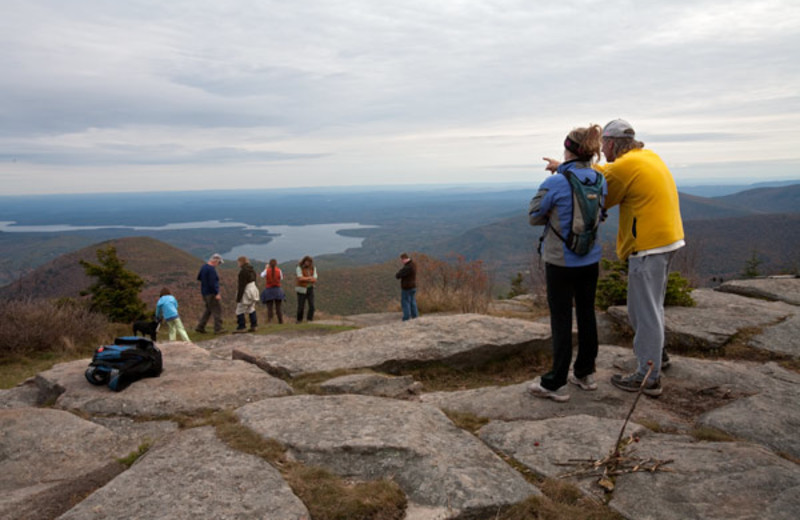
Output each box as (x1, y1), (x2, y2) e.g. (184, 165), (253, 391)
(2, 0), (799, 195)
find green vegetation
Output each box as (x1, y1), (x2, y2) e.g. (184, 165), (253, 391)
(80, 245), (148, 322)
(506, 272), (528, 299)
(117, 442), (152, 468)
(742, 249), (763, 278)
(595, 259), (696, 310)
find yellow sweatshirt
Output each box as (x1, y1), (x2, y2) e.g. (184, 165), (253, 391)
(595, 149), (684, 260)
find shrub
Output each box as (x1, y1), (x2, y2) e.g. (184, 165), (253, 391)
(595, 258), (696, 310)
(0, 298), (110, 357)
(80, 245), (148, 322)
(414, 253), (490, 314)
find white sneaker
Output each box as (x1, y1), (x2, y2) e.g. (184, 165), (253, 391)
(568, 373), (598, 391)
(527, 377), (570, 402)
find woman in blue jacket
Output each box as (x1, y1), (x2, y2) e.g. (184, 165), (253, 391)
(527, 124), (606, 402)
(156, 287), (191, 342)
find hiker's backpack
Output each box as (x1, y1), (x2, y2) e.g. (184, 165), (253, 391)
(85, 336), (163, 391)
(548, 168), (605, 256)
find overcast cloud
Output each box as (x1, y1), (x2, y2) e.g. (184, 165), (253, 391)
(1, 0), (799, 194)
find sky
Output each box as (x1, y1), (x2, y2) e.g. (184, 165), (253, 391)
(1, 0), (799, 195)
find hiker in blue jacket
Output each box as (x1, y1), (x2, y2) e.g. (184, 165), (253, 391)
(156, 287), (191, 342)
(527, 124), (607, 402)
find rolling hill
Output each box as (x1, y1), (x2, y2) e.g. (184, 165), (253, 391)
(0, 236), (402, 321)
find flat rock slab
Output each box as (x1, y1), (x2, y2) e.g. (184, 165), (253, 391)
(233, 314), (551, 378)
(479, 415), (648, 495)
(717, 277), (800, 305)
(35, 342), (292, 417)
(609, 437), (800, 520)
(424, 345), (800, 455)
(698, 389), (800, 459)
(480, 416), (800, 520)
(59, 426), (309, 520)
(608, 288), (798, 351)
(0, 408), (128, 520)
(319, 372), (422, 399)
(237, 394), (537, 518)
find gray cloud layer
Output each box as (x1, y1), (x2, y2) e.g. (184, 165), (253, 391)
(1, 0), (799, 193)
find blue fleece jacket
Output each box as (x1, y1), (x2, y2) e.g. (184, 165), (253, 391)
(155, 295), (180, 321)
(528, 160), (606, 267)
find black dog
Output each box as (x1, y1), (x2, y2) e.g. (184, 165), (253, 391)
(132, 319), (160, 341)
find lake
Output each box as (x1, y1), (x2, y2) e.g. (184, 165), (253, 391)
(0, 220), (377, 263)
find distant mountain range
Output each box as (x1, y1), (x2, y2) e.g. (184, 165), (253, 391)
(1, 183), (798, 308)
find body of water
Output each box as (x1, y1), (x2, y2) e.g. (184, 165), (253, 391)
(221, 223), (376, 263)
(0, 220), (376, 263)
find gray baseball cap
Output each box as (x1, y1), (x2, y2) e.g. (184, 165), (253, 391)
(210, 253), (224, 264)
(603, 119), (636, 138)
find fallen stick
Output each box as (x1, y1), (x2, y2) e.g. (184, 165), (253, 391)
(612, 360), (655, 457)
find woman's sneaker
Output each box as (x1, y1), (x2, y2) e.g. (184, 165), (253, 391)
(610, 372), (662, 397)
(527, 377), (570, 402)
(568, 373), (598, 391)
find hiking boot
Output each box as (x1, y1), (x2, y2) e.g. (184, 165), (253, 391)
(568, 373), (598, 391)
(194, 327), (207, 334)
(214, 329), (228, 335)
(527, 377), (570, 402)
(610, 373), (662, 397)
(233, 328), (248, 334)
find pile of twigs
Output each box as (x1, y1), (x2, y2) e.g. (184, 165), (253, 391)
(555, 362), (674, 491)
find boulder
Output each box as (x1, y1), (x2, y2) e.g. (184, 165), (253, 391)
(479, 416), (800, 520)
(607, 289), (797, 351)
(0, 408), (127, 520)
(237, 394), (538, 518)
(58, 426), (309, 520)
(35, 342), (292, 417)
(232, 314), (551, 378)
(319, 372), (423, 399)
(717, 277), (800, 306)
(0, 378), (45, 409)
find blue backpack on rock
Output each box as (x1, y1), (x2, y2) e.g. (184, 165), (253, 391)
(85, 336), (163, 391)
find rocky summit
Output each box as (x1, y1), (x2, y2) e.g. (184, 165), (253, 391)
(1, 279), (799, 519)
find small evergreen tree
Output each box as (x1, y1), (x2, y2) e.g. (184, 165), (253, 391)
(742, 250), (762, 278)
(506, 272), (527, 299)
(595, 258), (695, 310)
(80, 245), (148, 323)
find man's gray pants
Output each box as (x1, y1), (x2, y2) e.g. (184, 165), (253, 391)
(627, 251), (677, 381)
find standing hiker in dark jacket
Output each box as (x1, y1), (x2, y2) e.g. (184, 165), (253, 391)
(395, 252), (418, 321)
(235, 256), (259, 333)
(195, 253), (225, 334)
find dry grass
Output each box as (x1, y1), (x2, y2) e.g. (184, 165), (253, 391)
(690, 426), (736, 443)
(0, 298), (111, 358)
(495, 483), (624, 520)
(181, 410), (407, 520)
(414, 253), (491, 314)
(401, 349), (550, 392)
(442, 409), (490, 434)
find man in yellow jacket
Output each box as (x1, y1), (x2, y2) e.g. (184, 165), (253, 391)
(596, 119), (685, 397)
